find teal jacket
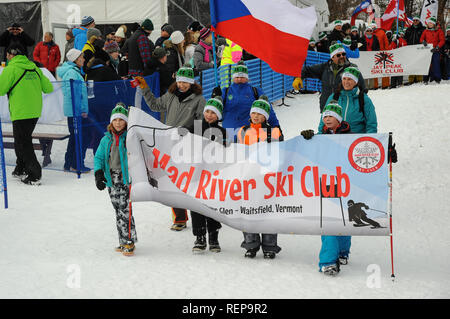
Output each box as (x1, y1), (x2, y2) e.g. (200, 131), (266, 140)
(94, 131), (129, 187)
(319, 87), (378, 134)
(56, 61), (88, 117)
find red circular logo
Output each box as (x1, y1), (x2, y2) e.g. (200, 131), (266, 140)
(348, 137), (385, 173)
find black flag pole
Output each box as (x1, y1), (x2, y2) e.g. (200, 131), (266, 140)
(389, 132), (395, 281)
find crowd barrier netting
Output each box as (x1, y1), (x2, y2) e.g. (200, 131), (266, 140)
(1, 51), (328, 176)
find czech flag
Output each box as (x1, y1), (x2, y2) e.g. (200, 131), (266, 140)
(210, 0), (317, 77)
(350, 0), (374, 26)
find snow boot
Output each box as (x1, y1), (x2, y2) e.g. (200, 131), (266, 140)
(115, 245), (125, 252)
(122, 242), (135, 256)
(192, 235), (207, 253)
(321, 263), (340, 276)
(208, 231), (221, 253)
(339, 256), (348, 265)
(170, 222), (187, 231)
(12, 167), (26, 179)
(245, 248), (258, 258)
(21, 175), (41, 186)
(263, 251), (276, 259)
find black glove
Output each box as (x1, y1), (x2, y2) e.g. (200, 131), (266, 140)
(422, 40), (428, 47)
(95, 170), (107, 191)
(212, 86), (222, 98)
(389, 143), (398, 164)
(301, 129), (314, 140)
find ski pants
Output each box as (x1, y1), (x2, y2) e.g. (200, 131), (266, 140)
(319, 235), (351, 268)
(12, 118), (41, 180)
(64, 117), (89, 170)
(241, 232), (281, 254)
(108, 170), (137, 245)
(171, 208), (189, 224)
(190, 211), (221, 236)
(428, 52), (442, 82)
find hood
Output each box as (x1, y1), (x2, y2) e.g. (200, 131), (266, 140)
(72, 27), (87, 37)
(7, 55), (38, 71)
(56, 61), (79, 78)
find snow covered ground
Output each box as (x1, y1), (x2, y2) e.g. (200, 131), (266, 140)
(0, 82), (449, 299)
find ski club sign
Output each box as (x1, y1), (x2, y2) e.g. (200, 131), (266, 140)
(350, 44), (433, 79)
(127, 107), (390, 236)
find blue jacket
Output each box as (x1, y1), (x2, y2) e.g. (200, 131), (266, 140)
(221, 83), (280, 130)
(73, 27), (88, 51)
(337, 40), (360, 59)
(57, 61), (88, 117)
(318, 87), (377, 134)
(94, 131), (129, 187)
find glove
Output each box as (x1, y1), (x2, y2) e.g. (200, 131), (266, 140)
(95, 170), (107, 191)
(212, 86), (222, 98)
(134, 76), (148, 89)
(422, 40), (428, 47)
(293, 77), (303, 90)
(389, 143), (398, 164)
(300, 129), (314, 140)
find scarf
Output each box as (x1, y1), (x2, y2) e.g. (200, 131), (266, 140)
(199, 40), (212, 63)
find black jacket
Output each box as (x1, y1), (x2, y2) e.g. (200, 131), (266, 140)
(85, 58), (121, 82)
(316, 39), (330, 53)
(143, 58), (174, 96)
(328, 29), (345, 45)
(127, 28), (155, 72)
(186, 118), (228, 147)
(405, 23), (426, 45)
(0, 30), (35, 60)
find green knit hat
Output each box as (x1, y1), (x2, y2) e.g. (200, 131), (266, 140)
(342, 37), (352, 46)
(342, 66), (360, 84)
(334, 20), (343, 27)
(232, 61), (248, 79)
(176, 63), (195, 84)
(329, 43), (345, 57)
(318, 31), (327, 40)
(427, 17), (437, 25)
(250, 95), (271, 120)
(142, 18), (154, 31)
(351, 26), (358, 32)
(310, 38), (316, 45)
(322, 101), (343, 123)
(110, 102), (129, 123)
(204, 96), (223, 120)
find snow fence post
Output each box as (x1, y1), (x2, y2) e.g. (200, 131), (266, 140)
(70, 79), (81, 178)
(0, 117), (8, 209)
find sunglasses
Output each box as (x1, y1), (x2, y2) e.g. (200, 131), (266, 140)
(366, 30), (373, 33)
(335, 52), (346, 58)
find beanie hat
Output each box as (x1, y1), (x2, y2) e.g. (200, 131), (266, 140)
(152, 47), (168, 59)
(199, 27), (211, 40)
(161, 23), (174, 35)
(115, 26), (126, 39)
(66, 29), (74, 38)
(81, 16), (94, 26)
(334, 20), (343, 27)
(176, 63), (195, 84)
(232, 61), (249, 79)
(170, 30), (184, 45)
(446, 25), (450, 32)
(318, 31), (327, 40)
(250, 95), (271, 120)
(142, 18), (154, 31)
(370, 22), (378, 30)
(322, 101), (343, 123)
(87, 28), (101, 41)
(66, 48), (83, 62)
(188, 21), (203, 32)
(413, 16), (420, 21)
(110, 103), (128, 123)
(204, 96), (224, 120)
(329, 43), (346, 57)
(427, 17), (437, 25)
(103, 41), (120, 53)
(351, 26), (358, 32)
(342, 66), (360, 84)
(309, 38), (316, 45)
(342, 37), (352, 47)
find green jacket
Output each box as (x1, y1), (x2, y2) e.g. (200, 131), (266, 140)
(0, 55), (53, 121)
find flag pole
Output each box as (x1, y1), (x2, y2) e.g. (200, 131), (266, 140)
(396, 0), (399, 38)
(389, 132), (395, 281)
(209, 0), (219, 87)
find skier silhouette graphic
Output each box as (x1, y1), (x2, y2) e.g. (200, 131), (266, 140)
(347, 200), (382, 228)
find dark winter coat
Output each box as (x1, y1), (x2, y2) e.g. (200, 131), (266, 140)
(127, 28), (155, 74)
(193, 40), (214, 72)
(405, 23), (426, 45)
(155, 36), (169, 48)
(85, 58), (121, 82)
(321, 120), (351, 134)
(0, 30), (35, 60)
(360, 35), (380, 51)
(316, 39), (330, 53)
(186, 118), (228, 147)
(143, 58), (174, 95)
(301, 59), (366, 111)
(163, 40), (184, 77)
(328, 29), (345, 45)
(63, 37), (75, 62)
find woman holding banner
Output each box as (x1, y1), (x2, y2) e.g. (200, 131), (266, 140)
(135, 63), (205, 231)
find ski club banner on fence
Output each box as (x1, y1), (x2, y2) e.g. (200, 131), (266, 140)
(349, 44), (433, 79)
(127, 108), (390, 236)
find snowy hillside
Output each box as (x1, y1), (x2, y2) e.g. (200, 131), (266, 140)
(0, 82), (449, 299)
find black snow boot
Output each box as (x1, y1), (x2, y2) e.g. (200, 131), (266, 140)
(192, 235), (207, 253)
(208, 231), (221, 253)
(245, 248), (258, 258)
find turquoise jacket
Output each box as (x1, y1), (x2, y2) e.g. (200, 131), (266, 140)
(94, 131), (129, 187)
(319, 87), (378, 134)
(56, 61), (88, 117)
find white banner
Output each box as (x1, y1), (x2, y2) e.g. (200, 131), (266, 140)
(420, 0), (438, 25)
(349, 44), (433, 79)
(127, 108), (391, 236)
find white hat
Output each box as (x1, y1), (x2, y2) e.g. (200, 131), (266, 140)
(170, 30), (184, 45)
(115, 27), (125, 39)
(66, 48), (83, 62)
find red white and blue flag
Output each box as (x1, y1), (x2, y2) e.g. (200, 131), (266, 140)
(380, 0), (406, 30)
(350, 0), (375, 26)
(210, 0), (317, 77)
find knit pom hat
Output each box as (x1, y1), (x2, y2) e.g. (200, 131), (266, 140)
(342, 37), (352, 47)
(110, 103), (128, 123)
(309, 38), (316, 45)
(204, 96), (224, 120)
(333, 20), (343, 27)
(103, 41), (120, 53)
(250, 95), (271, 120)
(232, 61), (249, 79)
(427, 17), (437, 25)
(342, 66), (360, 84)
(81, 16), (94, 26)
(142, 18), (154, 31)
(176, 63), (195, 84)
(170, 30), (184, 45)
(351, 26), (358, 32)
(329, 43), (346, 57)
(322, 101), (343, 123)
(115, 26), (126, 39)
(199, 27), (211, 40)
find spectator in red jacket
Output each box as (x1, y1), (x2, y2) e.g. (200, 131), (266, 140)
(420, 17), (445, 83)
(33, 32), (61, 76)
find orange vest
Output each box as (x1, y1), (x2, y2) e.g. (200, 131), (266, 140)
(237, 123), (282, 145)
